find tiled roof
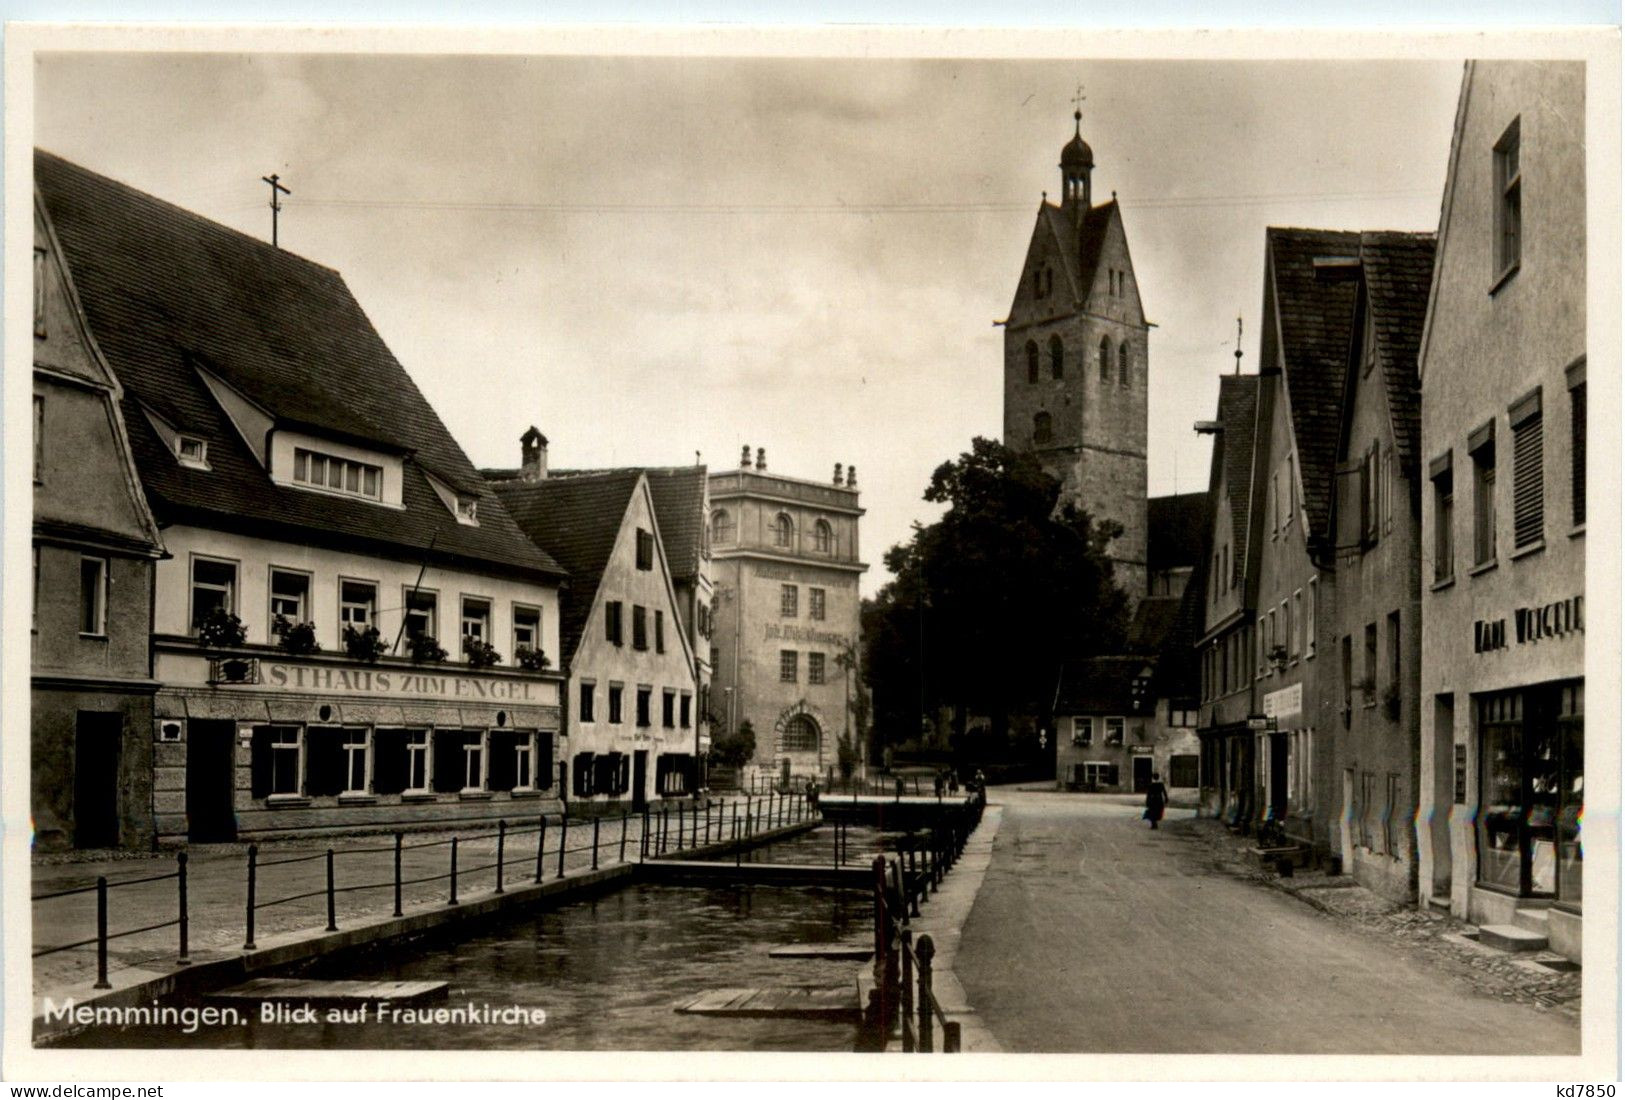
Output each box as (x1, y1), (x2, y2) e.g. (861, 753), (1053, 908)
(1054, 655), (1156, 714)
(491, 471), (643, 662)
(1155, 551), (1206, 700)
(486, 465), (708, 584)
(1147, 491), (1209, 572)
(1216, 373), (1260, 590)
(1128, 596), (1181, 652)
(1039, 200), (1117, 303)
(1358, 231), (1436, 477)
(35, 149), (560, 581)
(1266, 228), (1362, 541)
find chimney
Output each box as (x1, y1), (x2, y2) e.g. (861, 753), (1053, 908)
(833, 462), (844, 485)
(755, 447), (766, 471)
(520, 426), (549, 482)
(740, 444), (752, 469)
(846, 465), (857, 488)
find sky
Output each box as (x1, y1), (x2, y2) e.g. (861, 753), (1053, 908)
(34, 52), (1463, 595)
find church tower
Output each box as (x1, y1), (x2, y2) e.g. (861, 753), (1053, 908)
(1002, 109), (1149, 601)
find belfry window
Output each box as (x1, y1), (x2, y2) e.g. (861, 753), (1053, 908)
(1098, 337), (1110, 382)
(1026, 341), (1039, 384)
(1049, 336), (1064, 380)
(1118, 341), (1130, 386)
(1033, 411), (1053, 445)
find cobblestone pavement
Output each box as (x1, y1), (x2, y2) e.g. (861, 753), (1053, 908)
(30, 794), (805, 1007)
(1172, 816), (1581, 1020)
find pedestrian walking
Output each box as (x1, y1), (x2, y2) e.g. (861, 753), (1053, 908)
(1143, 772), (1169, 829)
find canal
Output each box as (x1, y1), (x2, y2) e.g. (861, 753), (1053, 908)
(58, 824), (902, 1051)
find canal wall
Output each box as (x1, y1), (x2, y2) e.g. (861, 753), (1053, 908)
(33, 819), (820, 1046)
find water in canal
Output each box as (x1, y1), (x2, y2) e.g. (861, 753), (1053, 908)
(59, 824), (895, 1051)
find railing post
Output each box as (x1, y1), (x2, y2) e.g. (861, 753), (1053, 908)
(496, 820), (507, 894)
(641, 808), (650, 862)
(394, 832), (404, 917)
(661, 805), (670, 856)
(244, 844), (258, 950)
(620, 811), (629, 863)
(325, 848), (338, 931)
(448, 837), (459, 905)
(558, 815), (568, 879)
(176, 851), (190, 965)
(917, 933), (936, 1053)
(536, 815), (547, 883)
(901, 927), (916, 1052)
(591, 816), (601, 871)
(94, 877), (110, 989)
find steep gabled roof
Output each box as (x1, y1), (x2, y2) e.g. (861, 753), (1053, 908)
(1127, 596), (1181, 652)
(1053, 655), (1156, 715)
(1357, 231), (1437, 476)
(1039, 200), (1118, 305)
(491, 470), (643, 661)
(1147, 491), (1208, 573)
(35, 149), (559, 580)
(1216, 373), (1260, 590)
(485, 464), (709, 584)
(1264, 228), (1362, 541)
(1156, 549), (1206, 700)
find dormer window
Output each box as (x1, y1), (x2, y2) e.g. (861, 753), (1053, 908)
(456, 496), (478, 524)
(293, 447), (382, 500)
(423, 469), (481, 526)
(177, 435), (209, 470)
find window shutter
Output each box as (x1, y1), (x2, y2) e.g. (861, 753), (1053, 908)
(1572, 382), (1586, 526)
(1512, 409), (1544, 548)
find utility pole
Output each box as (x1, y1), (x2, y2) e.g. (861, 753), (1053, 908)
(262, 173), (291, 249)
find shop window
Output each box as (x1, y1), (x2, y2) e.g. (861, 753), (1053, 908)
(632, 605), (648, 650)
(1510, 389), (1543, 549)
(810, 587), (826, 621)
(636, 687), (652, 728)
(79, 556), (108, 636)
(372, 729), (426, 795)
(808, 652), (826, 685)
(191, 557), (237, 631)
(1477, 685), (1583, 900)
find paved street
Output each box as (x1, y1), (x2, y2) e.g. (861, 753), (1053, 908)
(956, 787), (1580, 1055)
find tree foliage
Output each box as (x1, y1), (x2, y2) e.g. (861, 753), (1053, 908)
(862, 437), (1129, 747)
(710, 718), (757, 770)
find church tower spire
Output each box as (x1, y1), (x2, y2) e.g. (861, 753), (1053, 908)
(1060, 108), (1094, 225)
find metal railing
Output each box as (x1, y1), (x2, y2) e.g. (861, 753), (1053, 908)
(34, 792), (813, 988)
(31, 854), (191, 989)
(862, 791), (987, 1053)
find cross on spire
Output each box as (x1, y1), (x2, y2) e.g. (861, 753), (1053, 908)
(261, 173), (291, 249)
(1071, 83), (1086, 124)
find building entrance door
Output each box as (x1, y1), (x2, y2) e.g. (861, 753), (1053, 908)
(185, 719), (238, 842)
(632, 750), (649, 812)
(1131, 755), (1153, 793)
(74, 711), (122, 848)
(1268, 732), (1289, 820)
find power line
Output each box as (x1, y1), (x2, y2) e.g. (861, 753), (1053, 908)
(278, 186), (1437, 217)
